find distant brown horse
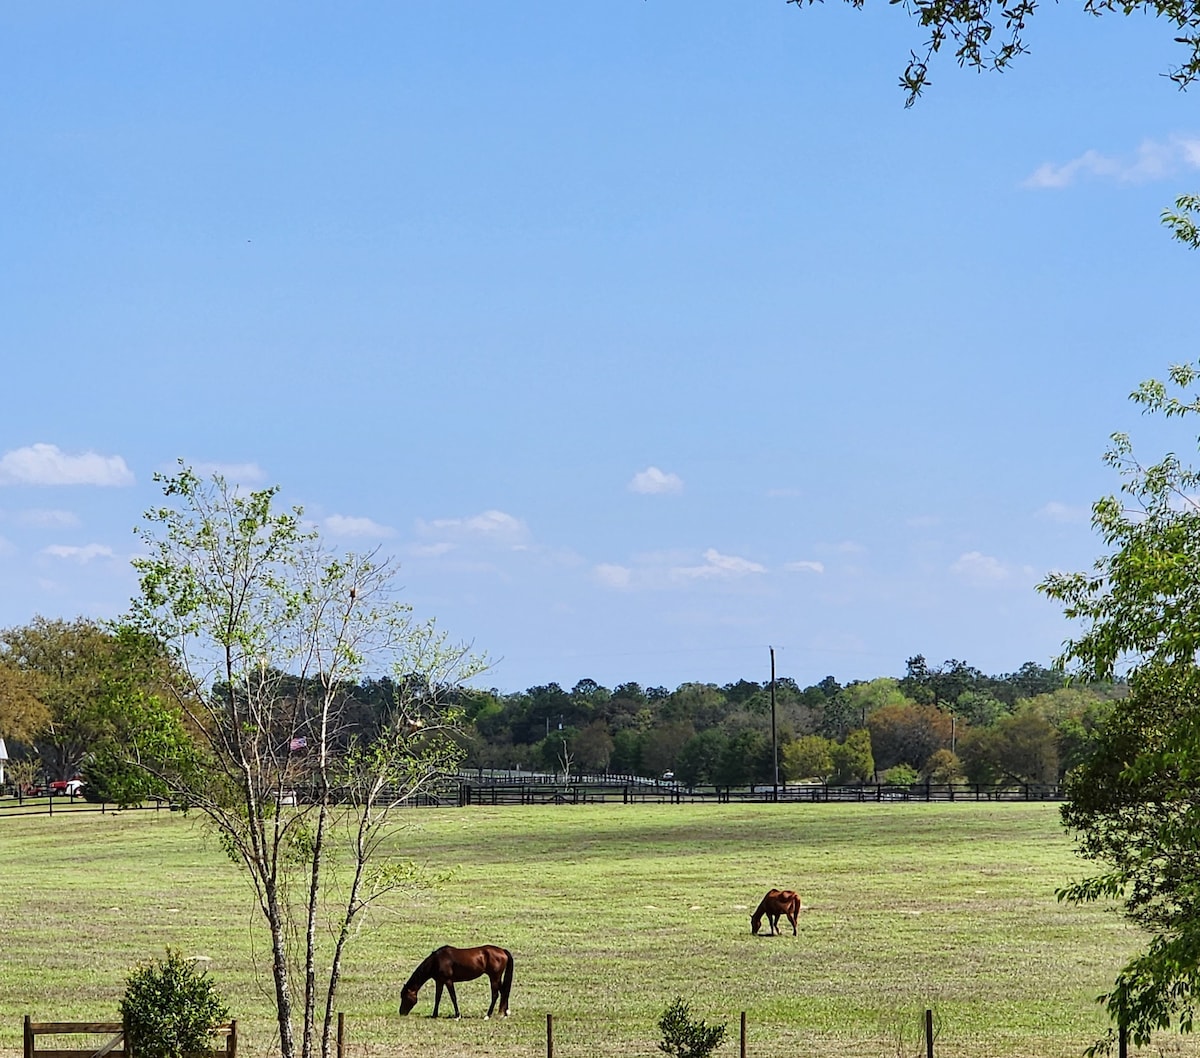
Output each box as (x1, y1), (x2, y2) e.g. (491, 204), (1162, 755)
(398, 944), (514, 1019)
(751, 888), (801, 935)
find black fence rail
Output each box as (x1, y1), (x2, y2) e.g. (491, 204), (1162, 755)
(458, 779), (1064, 806)
(1, 778), (1064, 820)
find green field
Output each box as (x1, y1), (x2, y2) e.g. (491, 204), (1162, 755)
(0, 802), (1193, 1058)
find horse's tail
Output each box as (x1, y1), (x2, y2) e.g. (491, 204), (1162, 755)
(501, 948), (515, 1006)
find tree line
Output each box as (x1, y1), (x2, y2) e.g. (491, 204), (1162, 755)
(0, 613), (1120, 795)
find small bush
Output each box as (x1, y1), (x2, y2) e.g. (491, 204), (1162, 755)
(880, 763), (920, 786)
(658, 996), (727, 1058)
(121, 948), (229, 1058)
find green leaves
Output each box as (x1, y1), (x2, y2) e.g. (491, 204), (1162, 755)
(126, 462), (485, 1058)
(657, 997), (727, 1058)
(120, 948), (229, 1058)
(1045, 363), (1200, 1049)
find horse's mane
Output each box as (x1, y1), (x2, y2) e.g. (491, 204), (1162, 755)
(402, 951), (435, 993)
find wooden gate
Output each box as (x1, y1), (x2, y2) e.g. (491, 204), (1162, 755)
(23, 1017), (237, 1058)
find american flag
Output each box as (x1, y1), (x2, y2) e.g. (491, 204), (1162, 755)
(289, 736), (307, 752)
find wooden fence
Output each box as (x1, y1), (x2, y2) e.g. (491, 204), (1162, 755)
(23, 1018), (237, 1058)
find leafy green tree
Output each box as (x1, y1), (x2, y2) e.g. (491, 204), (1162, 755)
(1039, 362), (1200, 1051)
(610, 727), (644, 775)
(1, 618), (125, 779)
(957, 727), (1004, 786)
(715, 729), (770, 787)
(675, 729), (727, 788)
(662, 682), (728, 729)
(641, 720), (696, 778)
(868, 701), (952, 773)
(954, 690), (1007, 729)
(123, 465), (482, 1058)
(830, 728), (874, 784)
(782, 734), (834, 781)
(572, 720), (615, 773)
(920, 747), (964, 784)
(0, 660), (50, 746)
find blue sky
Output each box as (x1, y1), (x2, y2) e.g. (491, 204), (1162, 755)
(2, 2), (1197, 694)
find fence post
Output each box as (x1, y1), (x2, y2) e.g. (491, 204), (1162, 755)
(23, 1014), (32, 1058)
(925, 1009), (934, 1058)
(337, 1012), (344, 1058)
(227, 1019), (237, 1058)
(1119, 1022), (1128, 1058)
(546, 1013), (553, 1058)
(740, 1011), (747, 1058)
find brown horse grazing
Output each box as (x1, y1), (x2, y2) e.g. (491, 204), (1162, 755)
(398, 944), (514, 1019)
(750, 888), (801, 936)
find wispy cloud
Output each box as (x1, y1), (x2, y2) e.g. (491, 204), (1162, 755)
(950, 550), (1010, 586)
(629, 466), (683, 495)
(191, 460), (267, 484)
(1036, 501), (1090, 524)
(18, 508), (80, 528)
(672, 548), (766, 581)
(1024, 135), (1200, 189)
(594, 563), (633, 589)
(41, 543), (117, 563)
(0, 444), (134, 487)
(783, 560), (824, 574)
(418, 509), (529, 546)
(323, 514), (396, 538)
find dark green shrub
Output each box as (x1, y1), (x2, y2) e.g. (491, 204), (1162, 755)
(657, 996), (727, 1058)
(120, 948), (229, 1058)
(82, 751), (167, 807)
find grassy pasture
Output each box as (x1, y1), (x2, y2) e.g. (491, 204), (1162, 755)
(0, 801), (1193, 1058)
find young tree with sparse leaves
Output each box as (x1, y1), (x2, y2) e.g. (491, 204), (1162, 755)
(122, 464), (484, 1058)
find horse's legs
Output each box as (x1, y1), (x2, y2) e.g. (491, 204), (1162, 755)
(789, 910), (798, 935)
(485, 975), (499, 1019)
(446, 981), (461, 1019)
(432, 981), (443, 1018)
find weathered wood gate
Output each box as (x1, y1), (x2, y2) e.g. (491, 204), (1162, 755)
(23, 1017), (237, 1058)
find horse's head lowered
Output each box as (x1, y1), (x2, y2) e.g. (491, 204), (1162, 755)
(398, 987), (419, 1016)
(750, 911), (763, 935)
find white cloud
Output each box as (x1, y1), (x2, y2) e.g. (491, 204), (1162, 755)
(419, 509), (529, 545)
(951, 550), (1009, 585)
(1036, 501), (1089, 524)
(323, 514), (396, 538)
(0, 444), (134, 487)
(410, 541), (455, 558)
(41, 543), (116, 563)
(0, 535), (14, 557)
(629, 466), (683, 495)
(18, 508), (80, 528)
(594, 563), (633, 589)
(673, 548), (767, 580)
(1024, 135), (1200, 189)
(783, 560), (825, 574)
(191, 461), (267, 484)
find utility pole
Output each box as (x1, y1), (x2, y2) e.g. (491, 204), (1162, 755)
(770, 646), (779, 798)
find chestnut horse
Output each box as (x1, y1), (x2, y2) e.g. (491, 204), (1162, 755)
(751, 888), (801, 935)
(398, 944), (514, 1019)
